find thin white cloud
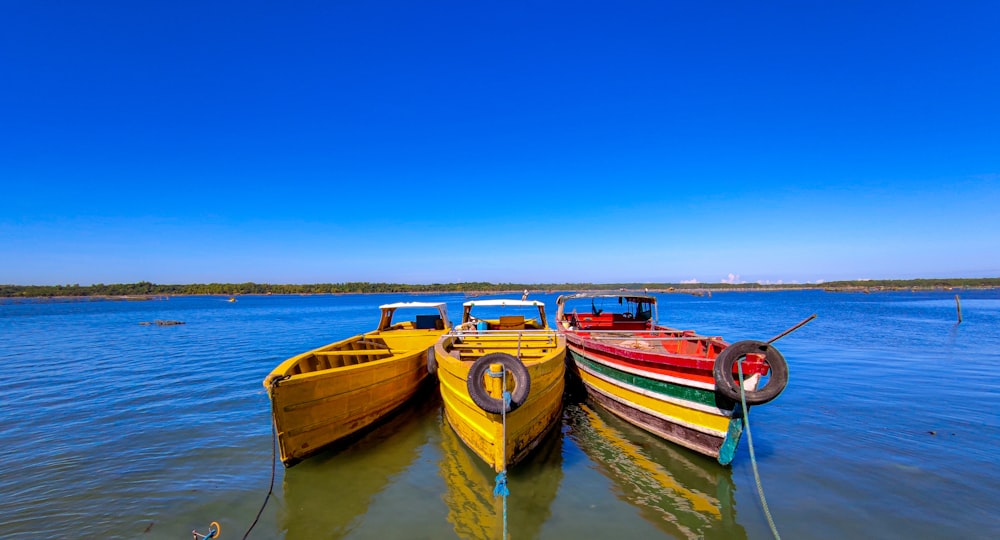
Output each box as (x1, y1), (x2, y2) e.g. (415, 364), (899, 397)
(721, 273), (741, 284)
(681, 278), (699, 284)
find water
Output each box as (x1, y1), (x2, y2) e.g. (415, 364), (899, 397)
(1, 290), (998, 539)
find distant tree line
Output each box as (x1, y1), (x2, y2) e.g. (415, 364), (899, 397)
(1, 278), (999, 298)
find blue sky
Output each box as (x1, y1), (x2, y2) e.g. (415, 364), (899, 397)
(2, 1), (998, 286)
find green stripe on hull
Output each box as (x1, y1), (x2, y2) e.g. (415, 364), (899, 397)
(570, 349), (723, 410)
(571, 349), (746, 465)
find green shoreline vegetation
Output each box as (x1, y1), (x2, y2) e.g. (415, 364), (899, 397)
(2, 278), (999, 298)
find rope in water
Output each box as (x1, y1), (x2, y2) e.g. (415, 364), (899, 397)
(194, 381), (280, 540)
(738, 360), (781, 540)
(488, 366), (511, 540)
(240, 381), (281, 539)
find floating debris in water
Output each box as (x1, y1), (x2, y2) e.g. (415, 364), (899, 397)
(139, 320), (185, 326)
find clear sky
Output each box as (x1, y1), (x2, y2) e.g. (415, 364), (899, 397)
(2, 1), (998, 286)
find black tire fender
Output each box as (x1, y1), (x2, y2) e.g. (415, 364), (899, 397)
(426, 346), (437, 376)
(713, 340), (788, 405)
(466, 352), (531, 414)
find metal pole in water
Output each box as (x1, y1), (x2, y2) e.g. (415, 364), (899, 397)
(955, 294), (963, 324)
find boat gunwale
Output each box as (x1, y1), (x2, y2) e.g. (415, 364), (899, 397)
(565, 332), (719, 370)
(569, 344), (719, 391)
(266, 326), (449, 385)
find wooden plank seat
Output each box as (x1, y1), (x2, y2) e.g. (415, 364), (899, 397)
(496, 315), (526, 330)
(314, 350), (393, 355)
(450, 343), (555, 350)
(457, 352), (551, 361)
(452, 336), (556, 342)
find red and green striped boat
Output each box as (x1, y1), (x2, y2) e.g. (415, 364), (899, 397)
(555, 293), (788, 465)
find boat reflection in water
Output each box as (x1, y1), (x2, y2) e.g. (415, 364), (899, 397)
(438, 413), (563, 540)
(280, 391), (437, 540)
(564, 403), (747, 540)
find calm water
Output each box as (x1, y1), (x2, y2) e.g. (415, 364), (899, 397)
(1, 290), (998, 539)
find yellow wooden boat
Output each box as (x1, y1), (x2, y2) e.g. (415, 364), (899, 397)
(264, 301), (451, 467)
(433, 299), (565, 473)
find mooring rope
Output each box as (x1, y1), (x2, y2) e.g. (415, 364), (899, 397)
(738, 360), (781, 540)
(241, 382), (281, 539)
(488, 366), (511, 539)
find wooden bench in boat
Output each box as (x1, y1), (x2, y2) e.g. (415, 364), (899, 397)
(575, 313), (614, 329)
(450, 341), (558, 352)
(573, 313), (650, 331)
(450, 340), (556, 348)
(496, 315), (525, 330)
(453, 335), (556, 343)
(451, 349), (549, 362)
(314, 350), (393, 356)
(294, 348), (395, 372)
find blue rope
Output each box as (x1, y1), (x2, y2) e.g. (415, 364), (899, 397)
(495, 380), (512, 539)
(483, 366), (513, 537)
(493, 471), (509, 497)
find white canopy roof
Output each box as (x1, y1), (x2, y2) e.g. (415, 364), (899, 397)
(379, 301), (448, 309)
(463, 299), (544, 307)
(556, 293), (657, 304)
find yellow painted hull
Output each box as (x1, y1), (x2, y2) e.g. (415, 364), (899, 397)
(435, 331), (566, 473)
(265, 327), (444, 466)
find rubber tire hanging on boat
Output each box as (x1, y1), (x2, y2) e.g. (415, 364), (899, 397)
(426, 346), (437, 376)
(467, 352), (531, 414)
(713, 340), (788, 405)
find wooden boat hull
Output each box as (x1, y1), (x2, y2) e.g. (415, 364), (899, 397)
(265, 302), (452, 466)
(267, 341), (431, 466)
(435, 331), (566, 473)
(566, 340), (745, 464)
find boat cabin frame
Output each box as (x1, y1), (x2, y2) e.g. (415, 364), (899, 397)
(376, 302), (451, 331)
(555, 293), (658, 329)
(460, 299), (549, 330)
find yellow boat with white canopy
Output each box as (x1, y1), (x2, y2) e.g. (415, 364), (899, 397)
(433, 298), (565, 473)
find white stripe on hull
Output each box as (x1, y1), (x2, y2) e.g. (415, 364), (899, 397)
(576, 362), (730, 439)
(568, 344), (717, 391)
